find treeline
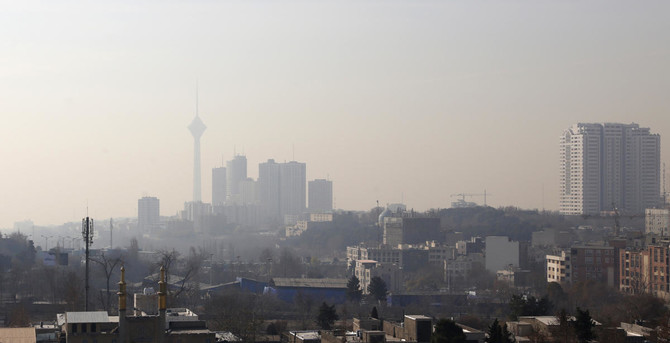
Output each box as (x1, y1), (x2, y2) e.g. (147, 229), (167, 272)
(438, 206), (567, 241)
(284, 212), (381, 255)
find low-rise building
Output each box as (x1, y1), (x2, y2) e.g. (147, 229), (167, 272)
(354, 260), (403, 294)
(570, 245), (618, 287)
(485, 236), (521, 273)
(546, 251), (572, 284)
(267, 278), (348, 303)
(620, 245), (670, 299)
(646, 208), (670, 236)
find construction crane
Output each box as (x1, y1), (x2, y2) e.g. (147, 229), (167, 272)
(610, 203), (643, 236)
(612, 203), (621, 237)
(450, 191), (491, 208)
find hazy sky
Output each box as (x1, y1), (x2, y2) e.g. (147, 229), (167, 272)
(1, 1), (669, 228)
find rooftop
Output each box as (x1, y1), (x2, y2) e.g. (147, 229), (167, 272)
(290, 331), (321, 340)
(65, 311), (110, 324)
(272, 278), (348, 288)
(0, 328), (36, 343)
(405, 315), (432, 320)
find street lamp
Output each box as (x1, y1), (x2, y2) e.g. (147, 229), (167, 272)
(41, 235), (51, 251)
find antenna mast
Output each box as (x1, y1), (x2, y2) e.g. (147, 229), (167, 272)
(195, 78), (199, 116)
(82, 216), (94, 311)
(110, 218), (113, 250)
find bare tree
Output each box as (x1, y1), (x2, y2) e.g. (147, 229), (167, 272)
(156, 249), (179, 285)
(92, 252), (123, 312)
(172, 247), (206, 305)
(154, 247), (206, 307)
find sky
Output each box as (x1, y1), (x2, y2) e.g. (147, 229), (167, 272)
(1, 1), (669, 228)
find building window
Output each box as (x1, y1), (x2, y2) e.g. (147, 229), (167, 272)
(72, 324), (77, 333)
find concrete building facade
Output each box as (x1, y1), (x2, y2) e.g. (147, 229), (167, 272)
(308, 179), (333, 212)
(646, 208), (670, 236)
(484, 236), (520, 273)
(620, 245), (670, 299)
(226, 155), (247, 205)
(546, 250), (572, 284)
(279, 161), (307, 218)
(559, 123), (660, 215)
(570, 245), (618, 287)
(138, 196), (160, 233)
(211, 166), (226, 207)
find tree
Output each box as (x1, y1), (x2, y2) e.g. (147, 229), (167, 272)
(367, 276), (388, 303)
(278, 248), (302, 278)
(173, 247), (205, 301)
(129, 237), (139, 261)
(656, 313), (670, 343)
(316, 302), (339, 330)
(551, 309), (575, 343)
(206, 290), (265, 343)
(7, 304), (30, 327)
(156, 248), (179, 286)
(91, 252), (123, 312)
(432, 318), (466, 343)
(485, 318), (515, 343)
(266, 321), (287, 335)
(509, 294), (551, 320)
(370, 306), (379, 319)
(346, 275), (362, 303)
(574, 307), (595, 343)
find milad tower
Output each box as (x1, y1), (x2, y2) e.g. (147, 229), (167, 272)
(188, 99), (206, 202)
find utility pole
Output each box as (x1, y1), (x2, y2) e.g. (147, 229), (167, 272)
(110, 218), (113, 249)
(82, 216), (94, 311)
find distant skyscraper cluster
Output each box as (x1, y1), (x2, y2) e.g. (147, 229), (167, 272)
(137, 102), (334, 231)
(559, 122), (661, 215)
(213, 157), (326, 225)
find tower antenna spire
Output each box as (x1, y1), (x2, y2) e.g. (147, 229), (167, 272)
(188, 81), (206, 202)
(195, 78), (199, 117)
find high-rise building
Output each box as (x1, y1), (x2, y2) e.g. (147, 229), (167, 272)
(226, 155), (247, 204)
(258, 159), (281, 220)
(308, 179), (333, 212)
(239, 178), (258, 205)
(212, 167), (226, 206)
(257, 160), (306, 221)
(559, 123), (660, 215)
(279, 161), (306, 218)
(188, 114), (206, 203)
(138, 196), (160, 232)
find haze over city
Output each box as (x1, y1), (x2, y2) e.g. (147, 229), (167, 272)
(2, 1), (669, 228)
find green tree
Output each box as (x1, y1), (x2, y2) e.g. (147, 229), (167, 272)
(509, 294), (552, 320)
(316, 302), (339, 330)
(370, 306), (379, 319)
(551, 309), (575, 343)
(367, 276), (388, 303)
(574, 307), (595, 343)
(346, 275), (363, 302)
(485, 318), (515, 343)
(431, 318), (466, 343)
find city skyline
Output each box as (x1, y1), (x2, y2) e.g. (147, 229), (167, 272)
(1, 1), (669, 228)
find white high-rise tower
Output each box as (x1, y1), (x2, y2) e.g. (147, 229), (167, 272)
(188, 98), (206, 202)
(559, 123), (660, 215)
